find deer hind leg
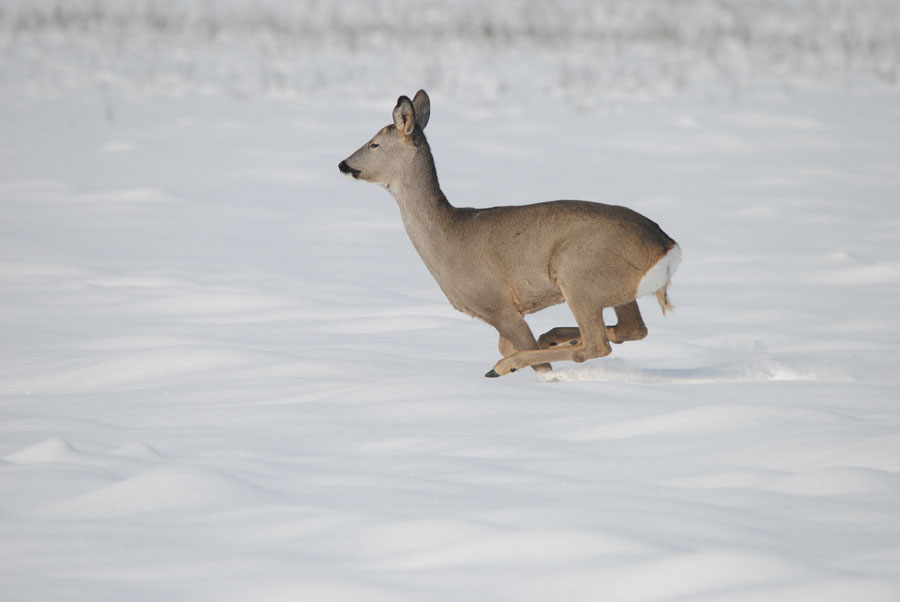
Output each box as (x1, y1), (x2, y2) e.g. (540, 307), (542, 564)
(537, 300), (648, 348)
(608, 300), (648, 343)
(488, 283), (612, 377)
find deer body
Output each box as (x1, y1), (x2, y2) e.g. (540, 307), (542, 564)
(339, 90), (680, 379)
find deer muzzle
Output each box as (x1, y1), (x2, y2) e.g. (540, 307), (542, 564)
(338, 160), (361, 179)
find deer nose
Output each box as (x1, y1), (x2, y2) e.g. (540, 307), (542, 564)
(338, 160), (361, 178)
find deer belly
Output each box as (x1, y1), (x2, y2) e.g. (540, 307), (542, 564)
(510, 282), (566, 315)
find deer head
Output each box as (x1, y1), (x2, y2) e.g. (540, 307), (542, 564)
(339, 90), (431, 189)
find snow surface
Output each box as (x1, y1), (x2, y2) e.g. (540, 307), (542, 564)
(2, 2), (900, 601)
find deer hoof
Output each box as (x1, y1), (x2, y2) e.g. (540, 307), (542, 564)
(485, 369), (501, 378)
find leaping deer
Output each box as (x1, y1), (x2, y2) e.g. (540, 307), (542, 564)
(339, 90), (680, 380)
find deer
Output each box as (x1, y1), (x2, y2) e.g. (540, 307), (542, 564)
(339, 90), (680, 380)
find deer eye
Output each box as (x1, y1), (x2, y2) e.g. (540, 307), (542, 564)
(369, 142), (379, 149)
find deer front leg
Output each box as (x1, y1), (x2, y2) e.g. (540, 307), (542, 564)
(491, 326), (612, 375)
(537, 327), (581, 349)
(539, 325), (624, 346)
(485, 314), (552, 377)
(488, 283), (613, 377)
(498, 335), (517, 357)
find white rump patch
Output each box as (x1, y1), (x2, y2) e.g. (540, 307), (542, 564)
(637, 244), (681, 298)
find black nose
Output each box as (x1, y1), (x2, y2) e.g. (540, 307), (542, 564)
(338, 161), (360, 178)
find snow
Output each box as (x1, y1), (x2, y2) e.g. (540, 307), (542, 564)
(2, 1), (900, 601)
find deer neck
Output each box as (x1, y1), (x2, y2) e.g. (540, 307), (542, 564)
(386, 149), (457, 266)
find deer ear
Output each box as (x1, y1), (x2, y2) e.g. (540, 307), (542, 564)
(393, 96), (416, 137)
(412, 89), (430, 130)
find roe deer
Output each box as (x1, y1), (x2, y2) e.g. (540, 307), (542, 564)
(339, 90), (680, 380)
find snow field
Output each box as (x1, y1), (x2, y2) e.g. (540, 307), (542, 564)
(2, 1), (900, 600)
(2, 86), (899, 601)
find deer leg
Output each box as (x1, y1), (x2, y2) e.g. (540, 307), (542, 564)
(488, 284), (612, 376)
(485, 314), (552, 377)
(610, 300), (648, 343)
(498, 335), (517, 357)
(537, 327), (581, 349)
(538, 301), (648, 347)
